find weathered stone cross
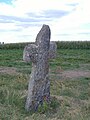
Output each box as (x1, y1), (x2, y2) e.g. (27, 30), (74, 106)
(23, 24), (57, 111)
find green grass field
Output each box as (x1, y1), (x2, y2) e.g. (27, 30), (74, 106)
(0, 45), (90, 120)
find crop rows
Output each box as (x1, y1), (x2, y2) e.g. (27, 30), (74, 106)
(56, 41), (90, 49)
(0, 41), (90, 49)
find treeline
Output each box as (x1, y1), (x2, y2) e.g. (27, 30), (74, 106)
(0, 41), (90, 49)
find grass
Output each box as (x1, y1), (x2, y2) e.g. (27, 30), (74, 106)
(50, 49), (90, 70)
(0, 47), (90, 120)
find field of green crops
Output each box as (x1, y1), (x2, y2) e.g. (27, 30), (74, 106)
(0, 41), (90, 49)
(0, 41), (90, 120)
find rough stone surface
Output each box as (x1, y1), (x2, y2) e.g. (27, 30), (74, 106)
(23, 24), (57, 111)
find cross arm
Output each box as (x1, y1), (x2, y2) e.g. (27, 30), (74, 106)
(23, 44), (38, 63)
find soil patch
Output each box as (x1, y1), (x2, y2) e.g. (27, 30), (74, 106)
(0, 67), (19, 75)
(61, 70), (90, 79)
(0, 67), (90, 79)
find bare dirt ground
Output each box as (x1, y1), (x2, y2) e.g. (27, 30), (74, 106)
(61, 70), (90, 78)
(0, 67), (19, 75)
(0, 66), (90, 79)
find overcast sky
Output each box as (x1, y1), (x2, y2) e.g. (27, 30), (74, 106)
(0, 0), (90, 43)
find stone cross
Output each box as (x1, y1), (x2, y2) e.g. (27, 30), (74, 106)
(23, 24), (57, 111)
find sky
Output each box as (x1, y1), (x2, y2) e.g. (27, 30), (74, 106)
(0, 0), (90, 43)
